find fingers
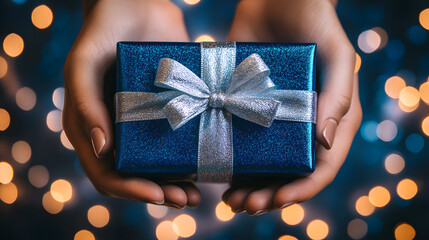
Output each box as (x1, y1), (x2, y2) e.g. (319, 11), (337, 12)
(224, 186), (254, 213)
(244, 186), (279, 215)
(160, 183), (202, 209)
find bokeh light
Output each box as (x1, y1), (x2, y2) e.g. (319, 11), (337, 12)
(156, 221), (178, 240)
(357, 29), (381, 53)
(88, 205), (110, 228)
(3, 33), (24, 57)
(28, 165), (49, 188)
(368, 186), (390, 207)
(394, 223), (416, 240)
(385, 76), (406, 99)
(281, 203), (305, 225)
(50, 179), (73, 203)
(398, 100), (418, 113)
(399, 87), (420, 108)
(195, 35), (215, 42)
(60, 130), (74, 150)
(147, 204), (168, 219)
(405, 134), (424, 153)
(384, 153), (405, 174)
(422, 116), (429, 136)
(42, 191), (63, 214)
(0, 56), (7, 78)
(31, 5), (53, 29)
(46, 110), (62, 132)
(16, 87), (37, 111)
(354, 53), (361, 73)
(0, 161), (14, 184)
(11, 140), (31, 164)
(372, 27), (388, 50)
(355, 196), (375, 216)
(360, 121), (378, 142)
(420, 82), (429, 105)
(347, 218), (368, 240)
(74, 230), (95, 240)
(52, 87), (64, 110)
(183, 0), (200, 5)
(0, 108), (11, 131)
(278, 236), (298, 240)
(376, 120), (397, 142)
(172, 214), (196, 238)
(419, 8), (429, 30)
(397, 179), (418, 200)
(0, 182), (18, 204)
(306, 219), (329, 240)
(215, 201), (235, 221)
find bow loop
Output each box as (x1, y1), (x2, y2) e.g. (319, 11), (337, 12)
(164, 94), (208, 130)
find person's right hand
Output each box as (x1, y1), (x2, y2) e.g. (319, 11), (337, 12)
(63, 0), (201, 209)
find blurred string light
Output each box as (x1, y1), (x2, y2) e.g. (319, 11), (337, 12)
(3, 33), (24, 57)
(0, 182), (18, 204)
(0, 161), (14, 184)
(396, 179), (418, 200)
(31, 5), (53, 29)
(195, 35), (215, 42)
(50, 179), (73, 203)
(394, 223), (416, 240)
(347, 218), (368, 240)
(156, 221), (178, 240)
(399, 87), (420, 108)
(354, 53), (361, 73)
(368, 186), (390, 207)
(419, 82), (429, 105)
(0, 56), (7, 78)
(11, 140), (31, 164)
(74, 230), (95, 240)
(384, 153), (405, 174)
(419, 8), (429, 30)
(52, 87), (64, 110)
(87, 205), (110, 228)
(60, 130), (74, 150)
(0, 108), (10, 131)
(398, 100), (418, 113)
(28, 165), (49, 188)
(405, 134), (424, 153)
(172, 214), (196, 238)
(355, 196), (375, 216)
(372, 27), (388, 49)
(42, 191), (63, 214)
(306, 219), (329, 240)
(357, 27), (388, 53)
(46, 109), (62, 132)
(422, 116), (429, 136)
(16, 87), (36, 111)
(376, 120), (397, 142)
(278, 235), (298, 240)
(385, 76), (406, 99)
(147, 204), (168, 219)
(281, 203), (304, 225)
(183, 0), (200, 5)
(360, 121), (378, 142)
(215, 201), (235, 221)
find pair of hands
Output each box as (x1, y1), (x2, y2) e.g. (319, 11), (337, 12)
(63, 0), (362, 214)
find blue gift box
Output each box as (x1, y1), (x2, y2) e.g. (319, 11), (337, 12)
(115, 42), (316, 182)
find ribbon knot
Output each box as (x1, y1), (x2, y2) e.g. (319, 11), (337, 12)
(209, 92), (225, 108)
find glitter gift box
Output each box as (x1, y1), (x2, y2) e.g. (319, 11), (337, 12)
(115, 42), (316, 182)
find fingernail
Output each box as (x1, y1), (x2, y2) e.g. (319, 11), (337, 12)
(153, 200), (165, 205)
(322, 118), (338, 149)
(280, 202), (296, 209)
(164, 203), (183, 209)
(90, 127), (106, 158)
(249, 210), (268, 216)
(232, 208), (244, 213)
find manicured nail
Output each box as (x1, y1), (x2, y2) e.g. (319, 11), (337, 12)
(164, 203), (183, 209)
(153, 200), (165, 205)
(90, 127), (106, 158)
(249, 210), (268, 216)
(280, 202), (296, 209)
(232, 208), (244, 213)
(322, 118), (338, 149)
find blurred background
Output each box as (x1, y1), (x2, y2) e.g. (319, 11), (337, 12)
(0, 0), (428, 239)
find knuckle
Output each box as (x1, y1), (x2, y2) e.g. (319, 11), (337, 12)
(336, 94), (352, 114)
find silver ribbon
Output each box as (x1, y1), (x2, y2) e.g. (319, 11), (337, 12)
(115, 42), (317, 182)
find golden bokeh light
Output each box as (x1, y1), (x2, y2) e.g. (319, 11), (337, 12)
(195, 35), (215, 42)
(215, 201), (235, 221)
(183, 0), (200, 5)
(0, 182), (18, 204)
(0, 161), (14, 184)
(385, 76), (406, 99)
(422, 116), (429, 136)
(398, 100), (418, 113)
(278, 235), (298, 240)
(0, 56), (7, 78)
(394, 223), (416, 240)
(50, 179), (73, 203)
(397, 179), (418, 200)
(28, 165), (49, 188)
(3, 33), (24, 57)
(368, 186), (390, 207)
(399, 86), (420, 108)
(420, 82), (429, 105)
(156, 221), (178, 240)
(16, 87), (36, 111)
(42, 191), (63, 214)
(371, 27), (388, 50)
(419, 8), (429, 30)
(147, 204), (168, 219)
(384, 153), (405, 174)
(88, 205), (110, 228)
(354, 53), (361, 73)
(355, 196), (375, 216)
(12, 140), (32, 164)
(52, 87), (64, 110)
(357, 30), (381, 53)
(281, 203), (305, 225)
(172, 214), (196, 238)
(306, 219), (329, 240)
(0, 108), (10, 131)
(347, 218), (368, 240)
(31, 5), (53, 29)
(74, 230), (95, 240)
(46, 110), (62, 132)
(60, 130), (74, 150)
